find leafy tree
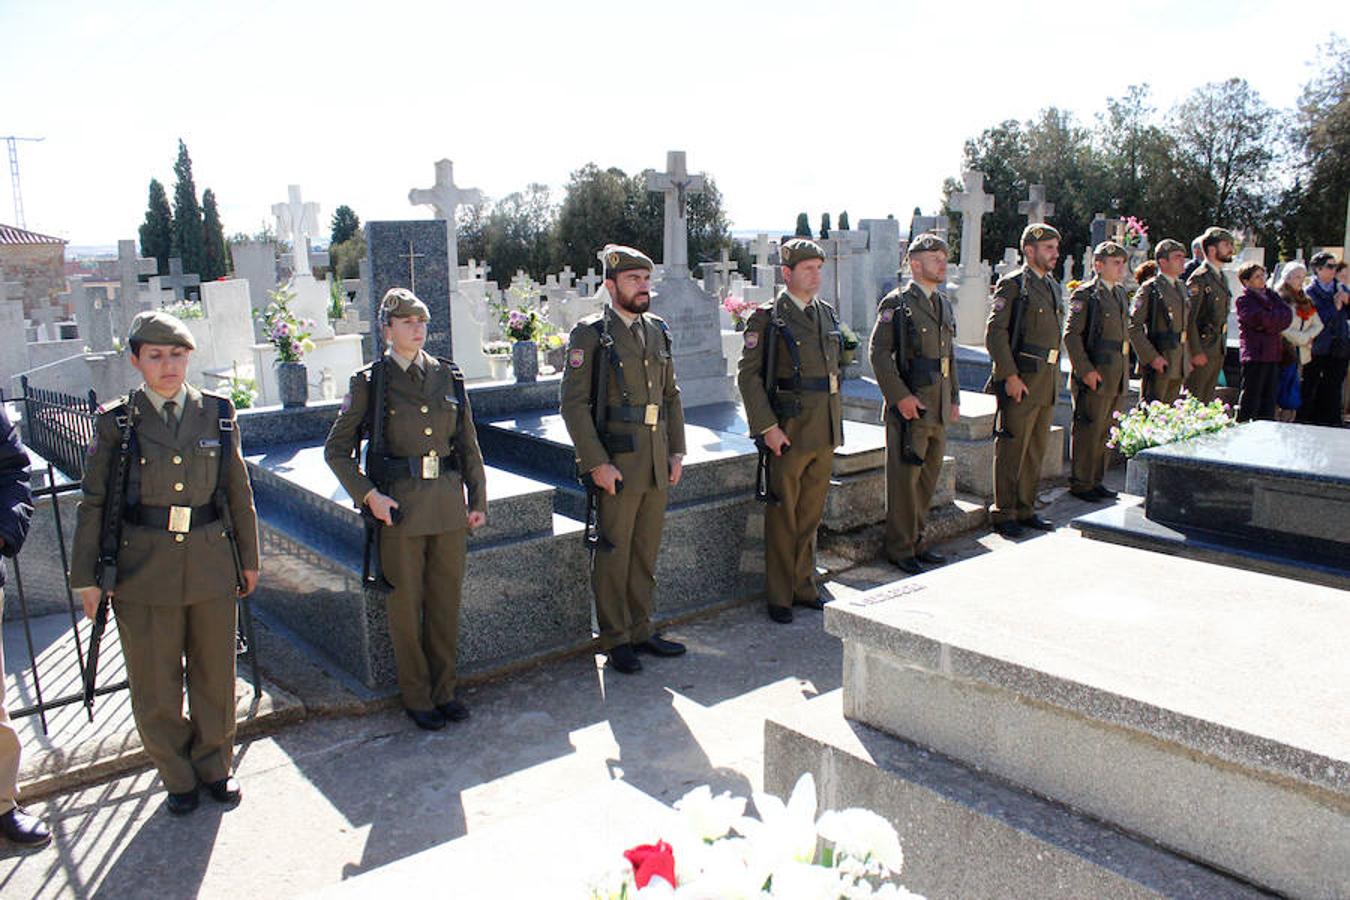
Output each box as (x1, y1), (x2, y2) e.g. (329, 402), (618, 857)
(1289, 35), (1350, 252)
(838, 211), (850, 231)
(171, 139), (206, 275)
(201, 188), (228, 280)
(819, 212), (831, 239)
(475, 184), (558, 285)
(795, 213), (812, 237)
(330, 233), (366, 280)
(139, 178), (173, 275)
(1172, 78), (1278, 232)
(330, 205), (361, 246)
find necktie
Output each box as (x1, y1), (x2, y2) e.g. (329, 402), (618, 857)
(631, 319), (645, 349)
(163, 400), (178, 436)
(805, 304), (817, 324)
(409, 365), (423, 385)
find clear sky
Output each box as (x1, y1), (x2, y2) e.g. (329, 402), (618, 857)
(0, 0), (1327, 248)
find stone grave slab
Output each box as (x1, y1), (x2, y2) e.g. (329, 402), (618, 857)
(365, 220), (451, 359)
(820, 531), (1349, 898)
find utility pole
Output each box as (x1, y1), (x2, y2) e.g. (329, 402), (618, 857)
(3, 135), (45, 229)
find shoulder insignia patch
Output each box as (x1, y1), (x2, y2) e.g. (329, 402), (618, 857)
(86, 433), (98, 457)
(744, 330), (760, 349)
(879, 308), (894, 323)
(568, 348), (586, 368)
(1070, 299), (1085, 313)
(991, 297), (1006, 313)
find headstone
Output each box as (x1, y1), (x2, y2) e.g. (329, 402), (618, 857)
(947, 171), (996, 344)
(67, 276), (114, 352)
(752, 233), (776, 270)
(1089, 213), (1118, 248)
(0, 282), (26, 385)
(230, 240), (280, 339)
(994, 248), (1020, 281)
(579, 267), (602, 297)
(1018, 184), (1055, 225)
(189, 279), (255, 380)
(645, 150), (705, 275)
(909, 213), (947, 241)
(113, 240), (156, 342)
(408, 160), (482, 298)
(153, 257), (201, 301)
(272, 186), (322, 279)
(365, 220), (451, 358)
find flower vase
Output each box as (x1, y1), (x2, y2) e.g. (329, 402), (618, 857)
(545, 345), (565, 373)
(512, 340), (538, 383)
(487, 354), (510, 381)
(276, 361), (308, 408)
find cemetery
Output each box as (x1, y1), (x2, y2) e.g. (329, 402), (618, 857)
(1, 124), (1348, 898)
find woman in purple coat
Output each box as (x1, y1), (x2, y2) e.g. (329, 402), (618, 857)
(1235, 262), (1293, 422)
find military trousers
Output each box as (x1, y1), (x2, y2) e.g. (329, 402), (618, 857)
(991, 398), (1055, 524)
(114, 596), (237, 794)
(766, 445), (834, 609)
(592, 483), (667, 650)
(1069, 382), (1122, 492)
(883, 419), (946, 560)
(0, 590), (21, 814)
(1140, 370), (1184, 405)
(1184, 348), (1225, 402)
(381, 527), (466, 710)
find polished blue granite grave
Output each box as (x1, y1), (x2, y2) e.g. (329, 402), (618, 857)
(1074, 421), (1350, 586)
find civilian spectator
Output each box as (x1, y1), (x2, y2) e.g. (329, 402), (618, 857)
(1275, 262), (1321, 421)
(1234, 262), (1292, 422)
(1299, 252), (1350, 426)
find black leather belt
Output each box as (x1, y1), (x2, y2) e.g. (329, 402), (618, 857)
(1153, 332), (1180, 350)
(776, 377), (832, 392)
(126, 504), (218, 532)
(377, 454), (459, 480)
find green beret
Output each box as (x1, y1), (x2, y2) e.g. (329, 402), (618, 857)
(907, 232), (950, 256)
(379, 287), (430, 324)
(1153, 238), (1187, 259)
(1021, 223), (1061, 245)
(1200, 226), (1235, 247)
(1093, 241), (1127, 260)
(600, 244), (654, 278)
(128, 309), (195, 350)
(780, 238), (826, 268)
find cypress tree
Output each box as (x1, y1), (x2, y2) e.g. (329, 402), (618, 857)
(819, 213), (831, 239)
(330, 205), (361, 245)
(138, 178), (174, 275)
(838, 211), (850, 231)
(794, 212), (812, 237)
(171, 139), (206, 275)
(201, 188), (228, 280)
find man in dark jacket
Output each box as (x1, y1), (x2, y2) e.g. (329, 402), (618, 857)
(1300, 252), (1349, 426)
(0, 402), (48, 847)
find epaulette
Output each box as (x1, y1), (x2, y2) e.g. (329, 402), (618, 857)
(201, 388), (231, 403)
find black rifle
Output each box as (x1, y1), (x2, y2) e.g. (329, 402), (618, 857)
(988, 275), (1028, 439)
(210, 396), (260, 692)
(754, 315), (786, 506)
(361, 360), (400, 591)
(1073, 285), (1104, 424)
(889, 303), (926, 465)
(84, 391), (139, 716)
(581, 326), (621, 553)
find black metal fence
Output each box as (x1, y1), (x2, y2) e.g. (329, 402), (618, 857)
(17, 376), (99, 481)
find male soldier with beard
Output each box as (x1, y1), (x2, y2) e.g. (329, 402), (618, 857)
(560, 245), (688, 674)
(1184, 227), (1236, 402)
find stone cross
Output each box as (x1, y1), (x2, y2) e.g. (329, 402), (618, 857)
(114, 239), (157, 340)
(580, 267), (602, 296)
(465, 259), (491, 282)
(752, 233), (775, 269)
(1018, 184), (1055, 225)
(948, 171), (995, 272)
(645, 150), (705, 276)
(68, 276), (114, 352)
(995, 248), (1021, 281)
(557, 265), (575, 289)
(401, 241), (425, 293)
(409, 159), (483, 296)
(272, 185), (321, 279)
(157, 257), (201, 301)
(710, 247), (736, 299)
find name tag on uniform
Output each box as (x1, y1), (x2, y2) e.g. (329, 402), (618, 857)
(421, 455), (440, 479)
(168, 505), (192, 534)
(829, 374), (840, 394)
(198, 438), (220, 449)
(643, 404), (660, 426)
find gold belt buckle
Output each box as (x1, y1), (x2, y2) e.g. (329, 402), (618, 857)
(421, 455), (440, 479)
(941, 358), (951, 378)
(829, 374), (840, 394)
(1047, 348), (1060, 364)
(168, 505), (192, 534)
(643, 404), (660, 427)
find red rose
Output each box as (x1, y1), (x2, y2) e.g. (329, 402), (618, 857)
(624, 840), (676, 889)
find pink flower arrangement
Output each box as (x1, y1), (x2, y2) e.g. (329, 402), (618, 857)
(1122, 216), (1149, 249)
(722, 295), (755, 330)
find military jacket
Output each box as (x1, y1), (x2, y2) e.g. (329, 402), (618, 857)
(1064, 277), (1130, 395)
(1128, 275), (1188, 374)
(737, 291), (846, 451)
(71, 386), (260, 606)
(559, 305), (687, 490)
(985, 267), (1064, 406)
(868, 283), (959, 426)
(1186, 262), (1232, 356)
(325, 352), (487, 537)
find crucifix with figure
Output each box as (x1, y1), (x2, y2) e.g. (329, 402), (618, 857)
(645, 150), (705, 277)
(272, 185), (322, 279)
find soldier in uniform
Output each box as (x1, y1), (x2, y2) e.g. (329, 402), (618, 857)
(984, 224), (1063, 538)
(1184, 226), (1236, 402)
(1129, 238), (1190, 405)
(1064, 242), (1131, 502)
(325, 289), (487, 729)
(559, 246), (688, 674)
(867, 233), (959, 575)
(71, 311), (259, 815)
(737, 238), (851, 624)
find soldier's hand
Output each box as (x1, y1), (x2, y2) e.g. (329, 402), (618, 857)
(78, 586), (102, 621)
(1084, 371), (1103, 391)
(591, 463), (623, 495)
(366, 491), (400, 526)
(467, 511), (487, 529)
(239, 569), (259, 598)
(1191, 352), (1208, 369)
(1004, 374), (1029, 403)
(1150, 357), (1167, 374)
(950, 404), (961, 422)
(764, 426), (791, 456)
(896, 395), (926, 421)
(668, 455), (684, 488)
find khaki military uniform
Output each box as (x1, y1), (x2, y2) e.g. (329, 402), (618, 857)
(1064, 278), (1130, 493)
(559, 304), (686, 650)
(71, 385), (259, 794)
(868, 284), (958, 560)
(737, 291), (847, 609)
(325, 350), (487, 710)
(1184, 262), (1232, 401)
(1128, 274), (1188, 404)
(985, 267), (1063, 525)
